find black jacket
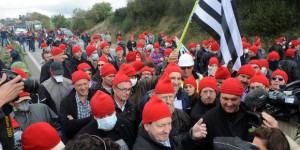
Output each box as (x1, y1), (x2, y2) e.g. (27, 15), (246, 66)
(40, 59), (74, 83)
(70, 56), (95, 75)
(189, 99), (218, 126)
(59, 88), (95, 140)
(114, 99), (139, 132)
(199, 51), (222, 74)
(126, 40), (136, 51)
(170, 108), (191, 136)
(279, 57), (299, 83)
(76, 118), (136, 149)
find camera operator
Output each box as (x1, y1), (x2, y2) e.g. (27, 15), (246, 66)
(0, 73), (24, 150)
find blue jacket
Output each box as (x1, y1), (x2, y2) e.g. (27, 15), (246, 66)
(10, 49), (21, 64)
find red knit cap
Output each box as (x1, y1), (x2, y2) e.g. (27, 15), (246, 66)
(92, 34), (99, 39)
(126, 52), (136, 63)
(136, 42), (144, 48)
(166, 38), (172, 44)
(89, 40), (95, 45)
(165, 62), (182, 75)
(90, 90), (115, 118)
(115, 45), (123, 52)
(198, 77), (218, 93)
(117, 36), (122, 41)
(250, 74), (270, 88)
(220, 78), (244, 96)
(72, 45), (81, 54)
(188, 43), (195, 49)
(58, 44), (66, 50)
(254, 41), (261, 47)
(7, 45), (14, 50)
(119, 63), (137, 77)
(22, 122), (64, 150)
(184, 76), (197, 89)
(100, 42), (109, 49)
(259, 59), (269, 69)
(272, 69), (288, 83)
(11, 68), (27, 78)
(242, 37), (247, 42)
(139, 34), (145, 40)
(140, 66), (154, 75)
(215, 66), (231, 80)
(98, 55), (109, 63)
(142, 94), (172, 124)
(154, 43), (160, 48)
(237, 65), (255, 77)
(279, 37), (286, 42)
(10, 117), (20, 129)
(291, 40), (299, 47)
(242, 42), (251, 49)
(40, 42), (48, 48)
(155, 72), (174, 94)
(248, 59), (262, 68)
(72, 70), (90, 85)
(86, 45), (97, 57)
(255, 36), (260, 42)
(101, 63), (117, 77)
(208, 57), (220, 66)
(51, 47), (63, 56)
(132, 60), (144, 73)
(77, 63), (91, 71)
(210, 41), (219, 51)
(112, 73), (131, 86)
(164, 48), (173, 56)
(285, 48), (295, 57)
(202, 40), (209, 46)
(268, 51), (280, 61)
(249, 45), (258, 54)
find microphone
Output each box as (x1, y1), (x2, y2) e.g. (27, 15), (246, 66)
(244, 88), (268, 111)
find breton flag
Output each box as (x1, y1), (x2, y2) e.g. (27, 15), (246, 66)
(174, 37), (189, 56)
(192, 0), (243, 71)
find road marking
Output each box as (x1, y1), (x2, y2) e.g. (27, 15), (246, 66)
(26, 51), (41, 73)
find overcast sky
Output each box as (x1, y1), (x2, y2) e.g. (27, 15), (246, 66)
(0, 0), (127, 19)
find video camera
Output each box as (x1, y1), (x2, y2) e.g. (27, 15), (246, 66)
(0, 69), (39, 94)
(245, 80), (300, 127)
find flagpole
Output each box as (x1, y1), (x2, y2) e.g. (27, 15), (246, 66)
(175, 0), (200, 53)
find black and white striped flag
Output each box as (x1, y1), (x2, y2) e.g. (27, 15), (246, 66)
(192, 0), (242, 71)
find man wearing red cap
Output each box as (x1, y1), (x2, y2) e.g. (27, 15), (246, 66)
(235, 64), (255, 101)
(279, 49), (299, 83)
(271, 36), (286, 60)
(189, 78), (252, 149)
(100, 41), (118, 69)
(195, 40), (209, 73)
(199, 41), (222, 75)
(140, 66), (154, 80)
(270, 69), (288, 91)
(60, 70), (96, 140)
(6, 45), (21, 64)
(70, 45), (94, 74)
(133, 94), (207, 149)
(150, 43), (164, 67)
(76, 90), (135, 149)
(254, 41), (267, 59)
(155, 48), (173, 76)
(249, 74), (270, 92)
(94, 63), (117, 95)
(188, 43), (196, 56)
(126, 34), (136, 51)
(117, 35), (126, 57)
(214, 66), (231, 87)
(267, 51), (280, 72)
(114, 45), (126, 69)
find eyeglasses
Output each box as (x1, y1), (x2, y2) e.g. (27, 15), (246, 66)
(180, 66), (193, 70)
(272, 76), (284, 81)
(81, 68), (91, 72)
(97, 64), (105, 67)
(116, 86), (131, 92)
(201, 90), (216, 95)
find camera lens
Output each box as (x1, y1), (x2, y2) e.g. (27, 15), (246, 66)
(23, 77), (39, 93)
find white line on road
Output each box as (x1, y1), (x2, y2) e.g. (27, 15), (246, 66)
(26, 51), (41, 73)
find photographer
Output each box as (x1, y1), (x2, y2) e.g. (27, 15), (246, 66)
(0, 73), (24, 150)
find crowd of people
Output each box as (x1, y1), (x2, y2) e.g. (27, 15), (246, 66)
(0, 29), (300, 150)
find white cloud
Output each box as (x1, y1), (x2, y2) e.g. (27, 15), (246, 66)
(0, 0), (127, 19)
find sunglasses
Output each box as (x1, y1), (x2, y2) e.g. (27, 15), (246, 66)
(97, 64), (105, 67)
(180, 66), (193, 70)
(272, 76), (284, 81)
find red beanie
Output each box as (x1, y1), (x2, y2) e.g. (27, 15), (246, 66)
(154, 43), (160, 49)
(242, 42), (251, 49)
(165, 62), (182, 75)
(117, 36), (122, 41)
(285, 48), (295, 57)
(164, 48), (173, 56)
(249, 45), (258, 54)
(259, 59), (269, 69)
(140, 66), (154, 75)
(115, 45), (123, 52)
(202, 40), (209, 46)
(272, 69), (288, 83)
(132, 60), (144, 73)
(101, 63), (117, 77)
(11, 68), (27, 78)
(72, 70), (90, 85)
(166, 38), (172, 44)
(248, 59), (262, 68)
(208, 57), (220, 66)
(126, 52), (136, 63)
(100, 42), (109, 49)
(90, 90), (115, 118)
(142, 94), (172, 124)
(112, 73), (131, 86)
(242, 37), (247, 42)
(10, 117), (20, 129)
(98, 55), (109, 63)
(136, 42), (144, 48)
(279, 37), (286, 42)
(188, 43), (196, 49)
(254, 41), (261, 47)
(40, 42), (48, 48)
(86, 45), (97, 57)
(22, 122), (64, 150)
(291, 40), (299, 47)
(220, 78), (244, 96)
(72, 45), (81, 54)
(155, 72), (174, 94)
(89, 40), (95, 45)
(6, 45), (14, 50)
(268, 51), (280, 61)
(51, 47), (63, 56)
(215, 66), (231, 80)
(250, 74), (270, 88)
(77, 63), (91, 71)
(58, 44), (66, 50)
(184, 76), (197, 89)
(119, 63), (137, 77)
(139, 34), (145, 40)
(92, 34), (99, 39)
(210, 41), (219, 51)
(237, 65), (255, 77)
(255, 36), (260, 42)
(198, 77), (218, 93)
